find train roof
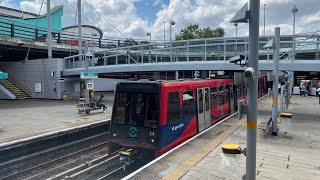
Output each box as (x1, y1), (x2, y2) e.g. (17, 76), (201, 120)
(118, 78), (234, 86)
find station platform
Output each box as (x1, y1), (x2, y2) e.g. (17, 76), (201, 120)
(0, 92), (114, 144)
(126, 96), (320, 180)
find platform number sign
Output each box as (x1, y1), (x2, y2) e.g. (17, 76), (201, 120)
(129, 127), (138, 138)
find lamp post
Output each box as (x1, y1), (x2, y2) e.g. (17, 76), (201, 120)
(169, 20), (175, 62)
(264, 4), (266, 36)
(164, 20), (169, 43)
(91, 33), (97, 51)
(77, 0), (82, 55)
(147, 32), (151, 43)
(292, 4), (298, 59)
(234, 22), (238, 37)
(147, 32), (151, 62)
(234, 23), (238, 54)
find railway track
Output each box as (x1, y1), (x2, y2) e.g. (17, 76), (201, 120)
(0, 121), (110, 180)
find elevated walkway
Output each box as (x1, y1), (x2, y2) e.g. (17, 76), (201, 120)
(125, 95), (320, 180)
(63, 34), (320, 75)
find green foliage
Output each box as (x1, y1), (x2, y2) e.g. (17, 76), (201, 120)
(175, 24), (225, 40)
(139, 40), (150, 44)
(123, 38), (138, 46)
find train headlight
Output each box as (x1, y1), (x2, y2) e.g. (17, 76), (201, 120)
(151, 138), (154, 143)
(113, 133), (118, 137)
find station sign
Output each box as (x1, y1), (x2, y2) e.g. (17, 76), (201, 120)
(0, 71), (8, 79)
(80, 72), (98, 79)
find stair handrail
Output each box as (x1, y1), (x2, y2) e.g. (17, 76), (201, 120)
(5, 70), (33, 93)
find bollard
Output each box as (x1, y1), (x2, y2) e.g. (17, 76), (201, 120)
(268, 88), (272, 98)
(238, 100), (246, 120)
(280, 85), (285, 113)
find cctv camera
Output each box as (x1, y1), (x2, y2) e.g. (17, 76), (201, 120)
(229, 55), (245, 64)
(244, 67), (255, 79)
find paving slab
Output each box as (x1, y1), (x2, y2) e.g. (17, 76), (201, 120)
(0, 92), (114, 143)
(127, 95), (320, 180)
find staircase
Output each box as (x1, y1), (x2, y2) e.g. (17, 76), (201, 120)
(0, 79), (30, 99)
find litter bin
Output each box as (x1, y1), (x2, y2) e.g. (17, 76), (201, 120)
(62, 91), (69, 100)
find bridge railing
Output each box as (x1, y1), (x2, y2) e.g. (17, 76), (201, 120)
(63, 34), (320, 70)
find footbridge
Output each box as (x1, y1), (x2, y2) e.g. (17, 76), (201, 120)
(62, 34), (320, 76)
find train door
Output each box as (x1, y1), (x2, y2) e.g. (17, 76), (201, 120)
(258, 79), (262, 98)
(204, 88), (211, 128)
(197, 88), (210, 132)
(229, 85), (235, 114)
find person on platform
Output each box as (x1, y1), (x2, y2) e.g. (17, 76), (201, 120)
(317, 87), (320, 104)
(299, 83), (306, 98)
(96, 95), (107, 113)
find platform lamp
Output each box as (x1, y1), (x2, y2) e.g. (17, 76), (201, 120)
(292, 4), (298, 60)
(169, 20), (175, 62)
(234, 22), (238, 55)
(147, 32), (152, 62)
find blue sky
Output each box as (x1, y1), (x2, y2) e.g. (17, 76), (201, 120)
(134, 0), (170, 23)
(1, 0), (320, 41)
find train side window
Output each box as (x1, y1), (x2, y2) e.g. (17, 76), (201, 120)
(183, 91), (194, 120)
(225, 85), (230, 103)
(210, 87), (218, 108)
(167, 92), (180, 124)
(219, 86), (224, 105)
(198, 89), (203, 113)
(205, 88), (210, 111)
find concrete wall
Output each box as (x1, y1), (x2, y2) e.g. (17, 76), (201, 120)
(63, 78), (127, 100)
(0, 58), (65, 99)
(93, 78), (126, 92)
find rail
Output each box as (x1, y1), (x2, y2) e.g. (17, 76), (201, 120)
(0, 17), (160, 49)
(63, 34), (320, 70)
(5, 70), (32, 93)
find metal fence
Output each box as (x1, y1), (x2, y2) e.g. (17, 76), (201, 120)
(64, 34), (320, 70)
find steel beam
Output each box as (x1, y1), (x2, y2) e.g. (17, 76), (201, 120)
(246, 0), (260, 179)
(271, 27), (280, 135)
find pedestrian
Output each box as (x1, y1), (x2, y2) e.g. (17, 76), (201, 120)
(317, 87), (320, 104)
(96, 95), (107, 113)
(299, 83), (306, 98)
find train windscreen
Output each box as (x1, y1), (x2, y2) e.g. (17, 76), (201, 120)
(113, 92), (159, 129)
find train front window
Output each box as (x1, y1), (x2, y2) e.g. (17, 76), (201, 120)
(113, 92), (159, 128)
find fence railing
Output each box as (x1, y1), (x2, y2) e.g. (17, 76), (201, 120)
(0, 18), (161, 50)
(64, 34), (320, 70)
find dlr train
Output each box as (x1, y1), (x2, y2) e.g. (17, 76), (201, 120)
(108, 77), (267, 158)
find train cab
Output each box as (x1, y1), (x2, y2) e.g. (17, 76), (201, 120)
(109, 82), (160, 156)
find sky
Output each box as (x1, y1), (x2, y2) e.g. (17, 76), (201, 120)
(0, 0), (319, 42)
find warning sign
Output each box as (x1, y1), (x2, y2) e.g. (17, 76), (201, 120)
(87, 83), (94, 90)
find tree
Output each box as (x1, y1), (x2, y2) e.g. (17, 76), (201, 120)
(123, 38), (138, 46)
(139, 40), (150, 44)
(175, 24), (200, 40)
(175, 24), (225, 40)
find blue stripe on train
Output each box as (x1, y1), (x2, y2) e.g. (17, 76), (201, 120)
(159, 103), (197, 149)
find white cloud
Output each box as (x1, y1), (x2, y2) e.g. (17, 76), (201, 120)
(6, 0), (320, 41)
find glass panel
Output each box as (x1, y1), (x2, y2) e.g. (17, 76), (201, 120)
(114, 93), (127, 124)
(205, 88), (209, 111)
(167, 92), (180, 124)
(211, 87), (218, 108)
(219, 86), (224, 105)
(183, 91), (195, 119)
(225, 85), (230, 103)
(198, 89), (203, 113)
(113, 92), (159, 128)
